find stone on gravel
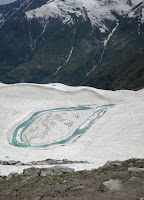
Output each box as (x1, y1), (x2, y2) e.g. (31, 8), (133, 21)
(23, 168), (40, 177)
(128, 167), (144, 173)
(40, 168), (54, 177)
(129, 176), (142, 182)
(103, 160), (122, 168)
(2, 161), (8, 165)
(15, 161), (23, 166)
(25, 166), (75, 177)
(7, 160), (16, 165)
(103, 179), (122, 191)
(0, 177), (4, 181)
(52, 166), (74, 175)
(6, 172), (19, 180)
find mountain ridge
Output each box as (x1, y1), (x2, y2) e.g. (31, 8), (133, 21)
(0, 0), (144, 90)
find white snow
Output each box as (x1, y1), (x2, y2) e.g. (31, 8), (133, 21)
(103, 20), (119, 47)
(141, 7), (144, 23)
(55, 45), (74, 74)
(26, 0), (143, 27)
(128, 2), (144, 23)
(99, 27), (106, 33)
(0, 83), (144, 176)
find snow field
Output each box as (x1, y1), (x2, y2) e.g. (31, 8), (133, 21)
(0, 83), (144, 176)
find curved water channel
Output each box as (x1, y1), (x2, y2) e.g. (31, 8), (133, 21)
(11, 104), (114, 148)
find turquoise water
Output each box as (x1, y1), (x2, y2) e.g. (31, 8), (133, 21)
(11, 105), (114, 148)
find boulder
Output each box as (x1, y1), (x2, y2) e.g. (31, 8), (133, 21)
(0, 177), (4, 181)
(40, 168), (54, 177)
(53, 166), (74, 174)
(128, 167), (144, 173)
(15, 161), (23, 166)
(40, 166), (74, 176)
(2, 161), (8, 165)
(99, 179), (122, 192)
(23, 168), (40, 177)
(103, 161), (122, 168)
(7, 160), (16, 165)
(6, 173), (19, 180)
(0, 160), (3, 165)
(129, 176), (142, 182)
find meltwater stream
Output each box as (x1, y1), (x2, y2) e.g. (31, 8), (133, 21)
(11, 104), (114, 148)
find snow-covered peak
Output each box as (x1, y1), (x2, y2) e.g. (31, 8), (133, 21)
(26, 0), (143, 27)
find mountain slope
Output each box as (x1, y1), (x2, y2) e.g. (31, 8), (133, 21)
(0, 0), (144, 89)
(82, 54), (144, 90)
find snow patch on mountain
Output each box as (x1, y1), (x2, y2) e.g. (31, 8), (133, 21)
(26, 0), (143, 27)
(142, 8), (144, 22)
(128, 2), (144, 23)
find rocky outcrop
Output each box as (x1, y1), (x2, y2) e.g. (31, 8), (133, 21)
(40, 166), (74, 177)
(6, 173), (19, 180)
(0, 159), (88, 166)
(23, 166), (75, 178)
(102, 179), (122, 191)
(23, 168), (40, 177)
(128, 167), (144, 173)
(0, 160), (24, 165)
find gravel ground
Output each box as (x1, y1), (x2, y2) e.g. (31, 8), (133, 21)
(0, 159), (144, 200)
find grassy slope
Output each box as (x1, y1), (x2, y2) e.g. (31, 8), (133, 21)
(82, 54), (144, 90)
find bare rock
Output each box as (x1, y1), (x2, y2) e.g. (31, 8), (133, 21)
(129, 176), (142, 182)
(0, 176), (4, 181)
(6, 172), (19, 180)
(15, 161), (23, 166)
(128, 167), (144, 173)
(40, 168), (54, 177)
(104, 160), (122, 168)
(40, 166), (74, 176)
(100, 179), (122, 192)
(2, 161), (8, 165)
(53, 166), (74, 174)
(7, 160), (16, 165)
(23, 168), (40, 177)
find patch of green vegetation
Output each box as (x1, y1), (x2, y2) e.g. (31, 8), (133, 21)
(83, 54), (144, 90)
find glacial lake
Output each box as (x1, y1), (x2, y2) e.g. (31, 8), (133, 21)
(11, 105), (114, 148)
